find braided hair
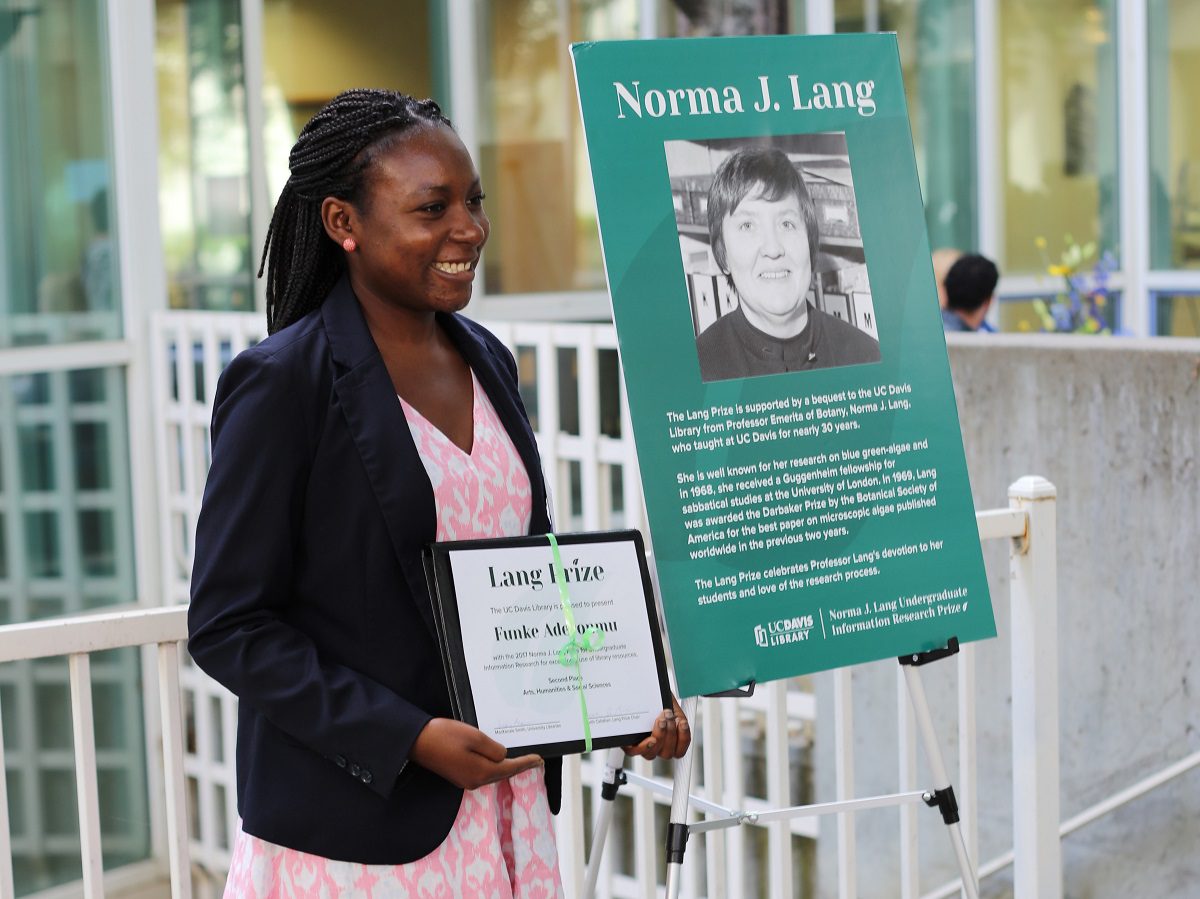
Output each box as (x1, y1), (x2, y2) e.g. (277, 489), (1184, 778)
(259, 89), (451, 334)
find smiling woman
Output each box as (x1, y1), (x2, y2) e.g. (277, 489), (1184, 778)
(186, 88), (689, 898)
(190, 89), (562, 894)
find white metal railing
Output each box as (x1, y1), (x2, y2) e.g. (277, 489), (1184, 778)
(123, 310), (1197, 897)
(149, 312), (264, 881)
(145, 310), (825, 894)
(0, 607), (191, 899)
(0, 497), (1196, 898)
(0, 494), (1060, 899)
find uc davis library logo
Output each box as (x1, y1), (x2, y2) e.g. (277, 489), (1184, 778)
(754, 614), (816, 648)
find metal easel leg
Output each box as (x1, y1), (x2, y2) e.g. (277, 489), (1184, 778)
(900, 650), (980, 899)
(664, 695), (699, 899)
(583, 746), (628, 899)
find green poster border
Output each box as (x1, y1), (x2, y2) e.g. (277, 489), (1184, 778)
(572, 34), (994, 697)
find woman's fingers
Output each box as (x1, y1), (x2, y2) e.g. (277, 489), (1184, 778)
(466, 750), (542, 787)
(621, 732), (654, 759)
(656, 707), (679, 758)
(421, 698), (696, 776)
(467, 733), (545, 783)
(470, 728), (510, 764)
(411, 718), (543, 789)
(671, 696), (692, 758)
(494, 752), (544, 781)
(623, 696), (693, 760)
(622, 715), (665, 758)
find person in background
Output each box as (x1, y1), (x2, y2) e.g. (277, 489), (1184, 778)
(81, 189), (114, 311)
(188, 88), (689, 898)
(941, 252), (999, 333)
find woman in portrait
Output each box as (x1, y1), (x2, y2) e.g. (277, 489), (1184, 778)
(696, 146), (880, 382)
(188, 89), (688, 897)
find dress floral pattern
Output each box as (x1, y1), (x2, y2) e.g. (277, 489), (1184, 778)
(223, 371), (563, 898)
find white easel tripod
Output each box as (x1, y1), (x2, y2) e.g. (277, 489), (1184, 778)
(583, 638), (979, 899)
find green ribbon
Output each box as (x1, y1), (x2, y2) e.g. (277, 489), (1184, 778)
(546, 534), (605, 752)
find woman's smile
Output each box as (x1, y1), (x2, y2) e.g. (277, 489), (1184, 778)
(431, 260), (478, 277)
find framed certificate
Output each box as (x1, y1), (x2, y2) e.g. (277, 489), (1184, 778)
(422, 530), (673, 757)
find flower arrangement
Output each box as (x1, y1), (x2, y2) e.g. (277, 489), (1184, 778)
(1031, 236), (1117, 334)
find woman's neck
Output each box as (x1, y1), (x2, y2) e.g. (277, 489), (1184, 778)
(353, 284), (442, 351)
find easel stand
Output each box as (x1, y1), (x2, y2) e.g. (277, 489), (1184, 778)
(582, 639), (979, 899)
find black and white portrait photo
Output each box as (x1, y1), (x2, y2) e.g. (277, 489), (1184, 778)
(665, 134), (881, 383)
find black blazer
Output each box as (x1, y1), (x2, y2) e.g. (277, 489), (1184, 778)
(188, 276), (560, 864)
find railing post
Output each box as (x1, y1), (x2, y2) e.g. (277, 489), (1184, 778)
(1007, 476), (1061, 899)
(764, 681), (792, 899)
(833, 668), (856, 899)
(0, 693), (14, 899)
(158, 641), (193, 898)
(68, 653), (105, 898)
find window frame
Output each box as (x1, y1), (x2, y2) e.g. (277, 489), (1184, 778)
(220, 0), (1200, 335)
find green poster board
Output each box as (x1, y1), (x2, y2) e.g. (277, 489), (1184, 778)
(571, 34), (994, 698)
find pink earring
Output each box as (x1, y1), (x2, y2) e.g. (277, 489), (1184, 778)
(342, 237), (356, 252)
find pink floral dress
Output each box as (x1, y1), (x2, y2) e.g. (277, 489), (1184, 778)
(223, 371), (564, 898)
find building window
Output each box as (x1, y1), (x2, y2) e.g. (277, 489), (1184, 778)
(260, 0), (436, 205)
(836, 0), (977, 253)
(1153, 293), (1200, 337)
(998, 0), (1118, 275)
(0, 366), (143, 893)
(997, 291), (1122, 335)
(156, 0), (255, 311)
(0, 0), (122, 345)
(913, 0), (978, 254)
(2, 3), (147, 891)
(659, 0), (793, 35)
(478, 0), (639, 296)
(1148, 0), (1200, 272)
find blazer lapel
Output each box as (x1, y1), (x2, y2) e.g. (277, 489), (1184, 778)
(321, 279), (440, 638)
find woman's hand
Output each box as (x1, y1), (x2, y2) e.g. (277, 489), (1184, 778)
(410, 718), (543, 790)
(624, 695), (691, 760)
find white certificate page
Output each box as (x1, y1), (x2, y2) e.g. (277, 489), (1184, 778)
(447, 539), (665, 749)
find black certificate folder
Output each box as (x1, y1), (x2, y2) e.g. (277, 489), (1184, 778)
(422, 530), (673, 757)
